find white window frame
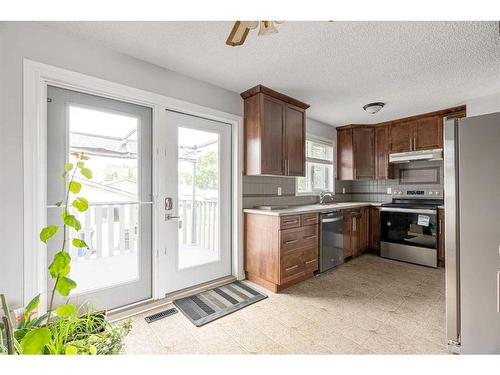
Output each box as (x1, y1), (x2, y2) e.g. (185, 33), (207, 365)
(296, 134), (335, 196)
(23, 59), (244, 313)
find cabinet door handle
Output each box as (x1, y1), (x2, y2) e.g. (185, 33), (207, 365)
(283, 219), (298, 224)
(284, 239), (298, 245)
(439, 219), (442, 235)
(286, 159), (290, 175)
(410, 138), (412, 150)
(353, 218), (356, 231)
(304, 235), (316, 240)
(285, 265), (299, 272)
(305, 259), (317, 264)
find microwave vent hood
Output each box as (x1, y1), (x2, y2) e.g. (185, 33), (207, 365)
(389, 149), (443, 163)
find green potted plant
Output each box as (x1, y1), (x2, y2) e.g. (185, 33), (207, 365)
(0, 152), (131, 355)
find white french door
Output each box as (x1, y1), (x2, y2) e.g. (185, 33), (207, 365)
(160, 111), (232, 294)
(46, 86), (153, 311)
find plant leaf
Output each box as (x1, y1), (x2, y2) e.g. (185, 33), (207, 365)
(68, 181), (81, 194)
(64, 345), (78, 355)
(48, 251), (71, 279)
(56, 304), (77, 318)
(20, 327), (51, 354)
(64, 214), (81, 231)
(80, 167), (93, 179)
(24, 294), (40, 316)
(55, 200), (63, 207)
(72, 197), (89, 212)
(72, 238), (88, 248)
(89, 345), (97, 355)
(76, 161), (84, 168)
(64, 163), (73, 172)
(55, 276), (77, 297)
(39, 226), (58, 243)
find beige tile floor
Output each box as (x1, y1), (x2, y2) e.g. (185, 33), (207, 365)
(122, 254), (448, 354)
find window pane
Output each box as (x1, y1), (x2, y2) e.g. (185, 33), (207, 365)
(307, 140), (333, 161)
(178, 127), (220, 269)
(311, 163), (333, 191)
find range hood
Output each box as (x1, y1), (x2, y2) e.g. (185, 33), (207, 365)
(389, 148), (443, 163)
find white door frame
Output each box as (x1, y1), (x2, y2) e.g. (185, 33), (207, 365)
(23, 59), (244, 312)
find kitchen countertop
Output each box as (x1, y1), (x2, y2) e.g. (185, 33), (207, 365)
(243, 201), (383, 216)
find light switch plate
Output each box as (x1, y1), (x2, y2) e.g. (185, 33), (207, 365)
(387, 187), (392, 194)
(342, 187), (346, 194)
(277, 187), (282, 196)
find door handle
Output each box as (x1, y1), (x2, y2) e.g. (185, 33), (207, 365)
(305, 259), (317, 264)
(285, 265), (299, 272)
(284, 239), (298, 245)
(165, 214), (180, 221)
(304, 235), (317, 240)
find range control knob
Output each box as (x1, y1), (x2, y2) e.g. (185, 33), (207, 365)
(387, 221), (391, 227)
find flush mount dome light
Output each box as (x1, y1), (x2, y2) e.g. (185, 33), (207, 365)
(363, 102), (385, 114)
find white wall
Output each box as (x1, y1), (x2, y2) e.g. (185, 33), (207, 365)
(0, 22), (242, 308)
(466, 92), (500, 117)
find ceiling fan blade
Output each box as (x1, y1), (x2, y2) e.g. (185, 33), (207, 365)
(226, 21), (250, 46)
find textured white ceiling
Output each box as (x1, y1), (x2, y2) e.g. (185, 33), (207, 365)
(46, 21), (500, 126)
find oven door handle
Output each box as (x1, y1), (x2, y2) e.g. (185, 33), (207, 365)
(380, 207), (436, 215)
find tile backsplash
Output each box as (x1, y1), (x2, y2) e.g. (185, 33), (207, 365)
(242, 175), (352, 208)
(348, 160), (444, 202)
(242, 160), (444, 208)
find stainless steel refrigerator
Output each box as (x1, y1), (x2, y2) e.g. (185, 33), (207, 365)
(444, 112), (500, 354)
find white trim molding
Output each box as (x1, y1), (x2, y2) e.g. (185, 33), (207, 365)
(23, 59), (244, 311)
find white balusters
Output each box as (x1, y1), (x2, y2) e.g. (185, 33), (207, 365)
(118, 205), (125, 253)
(95, 206), (103, 258)
(107, 206), (114, 256)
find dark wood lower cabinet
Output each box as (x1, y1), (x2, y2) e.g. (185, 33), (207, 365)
(369, 207), (381, 252)
(245, 212), (319, 292)
(438, 207), (445, 267)
(343, 207), (369, 260)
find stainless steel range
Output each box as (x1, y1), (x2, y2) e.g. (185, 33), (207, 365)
(380, 196), (443, 268)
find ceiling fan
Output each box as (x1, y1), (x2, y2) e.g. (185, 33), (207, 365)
(225, 21), (284, 47)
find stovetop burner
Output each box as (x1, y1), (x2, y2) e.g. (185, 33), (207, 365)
(382, 198), (443, 209)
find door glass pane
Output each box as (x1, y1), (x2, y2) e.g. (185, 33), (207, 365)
(68, 105), (141, 293)
(178, 127), (220, 269)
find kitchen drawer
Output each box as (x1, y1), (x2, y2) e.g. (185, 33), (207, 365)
(301, 225), (318, 248)
(280, 250), (305, 283)
(303, 246), (318, 271)
(343, 208), (361, 217)
(280, 229), (302, 253)
(280, 215), (301, 229)
(301, 213), (318, 226)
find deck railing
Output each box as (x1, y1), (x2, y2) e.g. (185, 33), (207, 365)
(179, 199), (218, 251)
(71, 199), (217, 260)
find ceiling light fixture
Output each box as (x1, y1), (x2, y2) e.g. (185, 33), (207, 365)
(226, 21), (284, 46)
(363, 102), (385, 114)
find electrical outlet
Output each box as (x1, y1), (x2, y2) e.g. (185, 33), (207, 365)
(387, 187), (392, 194)
(342, 187), (346, 194)
(277, 187), (282, 196)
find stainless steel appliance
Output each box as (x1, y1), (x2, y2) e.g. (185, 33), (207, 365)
(319, 211), (344, 273)
(445, 113), (500, 354)
(380, 197), (442, 268)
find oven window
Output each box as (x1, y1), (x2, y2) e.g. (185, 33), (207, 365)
(380, 212), (437, 249)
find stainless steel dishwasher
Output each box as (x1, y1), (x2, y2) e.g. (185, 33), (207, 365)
(319, 211), (344, 273)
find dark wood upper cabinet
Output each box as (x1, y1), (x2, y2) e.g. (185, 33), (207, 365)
(390, 115), (442, 153)
(374, 125), (393, 179)
(241, 85), (309, 176)
(414, 116), (442, 150)
(285, 104), (306, 176)
(337, 128), (354, 180)
(353, 127), (375, 179)
(337, 126), (374, 180)
(389, 120), (413, 153)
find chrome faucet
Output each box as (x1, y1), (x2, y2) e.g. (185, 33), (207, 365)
(319, 191), (334, 205)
